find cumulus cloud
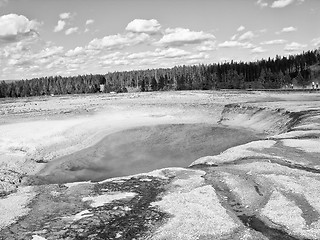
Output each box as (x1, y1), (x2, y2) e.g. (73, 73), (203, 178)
(311, 37), (320, 47)
(218, 41), (244, 48)
(0, 37), (47, 73)
(1, 42), (27, 58)
(54, 20), (66, 32)
(88, 32), (150, 50)
(54, 13), (76, 33)
(230, 34), (238, 41)
(260, 39), (287, 45)
(100, 52), (123, 60)
(126, 19), (161, 34)
(128, 48), (190, 60)
(242, 42), (256, 49)
(281, 26), (297, 32)
(65, 27), (78, 35)
(156, 48), (190, 58)
(36, 46), (64, 59)
(271, 0), (295, 8)
(5, 44), (64, 70)
(86, 19), (94, 25)
(256, 0), (268, 8)
(7, 58), (33, 67)
(0, 14), (40, 41)
(84, 19), (94, 33)
(0, 39), (94, 79)
(196, 40), (216, 51)
(101, 59), (130, 66)
(104, 47), (209, 69)
(237, 26), (245, 32)
(218, 40), (255, 49)
(238, 31), (255, 41)
(284, 42), (307, 51)
(59, 12), (71, 20)
(99, 47), (209, 70)
(65, 46), (84, 57)
(157, 28), (215, 47)
(251, 47), (267, 54)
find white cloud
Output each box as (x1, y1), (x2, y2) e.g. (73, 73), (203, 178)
(126, 19), (161, 34)
(284, 42), (307, 51)
(65, 27), (78, 35)
(100, 52), (123, 60)
(238, 31), (255, 41)
(54, 20), (66, 32)
(237, 26), (245, 32)
(260, 39), (287, 45)
(86, 19), (94, 25)
(88, 32), (150, 50)
(196, 40), (216, 51)
(311, 37), (320, 47)
(7, 44), (65, 68)
(54, 13), (76, 33)
(126, 51), (155, 59)
(218, 41), (244, 48)
(281, 26), (297, 32)
(102, 47), (209, 70)
(230, 34), (238, 41)
(158, 48), (190, 58)
(218, 41), (255, 49)
(0, 14), (40, 40)
(1, 42), (27, 57)
(7, 58), (32, 66)
(45, 57), (66, 69)
(256, 0), (268, 8)
(157, 28), (215, 47)
(242, 42), (256, 49)
(37, 46), (64, 59)
(127, 48), (190, 60)
(251, 47), (267, 54)
(271, 0), (295, 8)
(65, 46), (84, 57)
(59, 12), (71, 20)
(101, 48), (209, 70)
(185, 52), (209, 60)
(101, 59), (130, 66)
(0, 38), (46, 71)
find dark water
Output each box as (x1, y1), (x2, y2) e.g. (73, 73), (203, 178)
(37, 123), (259, 184)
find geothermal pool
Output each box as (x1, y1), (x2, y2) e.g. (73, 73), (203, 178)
(37, 123), (259, 183)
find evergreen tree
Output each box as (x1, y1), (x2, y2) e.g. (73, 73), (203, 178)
(151, 77), (158, 91)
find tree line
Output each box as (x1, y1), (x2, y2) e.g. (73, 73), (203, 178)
(1, 49), (320, 98)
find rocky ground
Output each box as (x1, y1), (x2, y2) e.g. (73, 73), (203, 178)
(0, 90), (320, 240)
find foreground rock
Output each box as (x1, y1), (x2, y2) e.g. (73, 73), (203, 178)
(1, 91), (320, 240)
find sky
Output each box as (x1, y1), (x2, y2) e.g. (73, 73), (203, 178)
(0, 0), (320, 80)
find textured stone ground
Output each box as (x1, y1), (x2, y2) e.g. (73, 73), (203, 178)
(1, 91), (320, 240)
